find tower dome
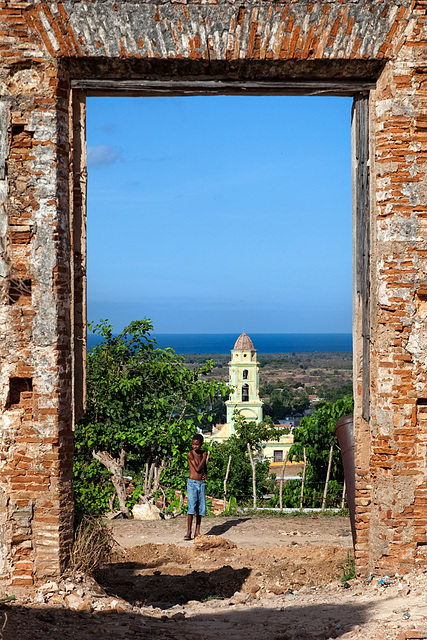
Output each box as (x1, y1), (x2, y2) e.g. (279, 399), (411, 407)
(233, 333), (254, 350)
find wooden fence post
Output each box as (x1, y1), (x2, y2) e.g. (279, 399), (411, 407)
(279, 450), (289, 512)
(341, 479), (346, 509)
(223, 455), (232, 511)
(300, 447), (307, 510)
(247, 443), (257, 510)
(321, 445), (334, 511)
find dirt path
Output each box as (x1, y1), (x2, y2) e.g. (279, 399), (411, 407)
(2, 515), (427, 640)
(111, 513), (353, 550)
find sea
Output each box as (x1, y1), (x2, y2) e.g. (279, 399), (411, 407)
(87, 333), (352, 354)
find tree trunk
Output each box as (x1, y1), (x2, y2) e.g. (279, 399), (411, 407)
(247, 443), (257, 510)
(93, 448), (129, 517)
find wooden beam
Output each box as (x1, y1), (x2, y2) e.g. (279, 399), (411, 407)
(70, 78), (376, 97)
(352, 92), (371, 422)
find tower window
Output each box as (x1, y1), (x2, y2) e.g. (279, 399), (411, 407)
(243, 370), (248, 380)
(242, 384), (249, 402)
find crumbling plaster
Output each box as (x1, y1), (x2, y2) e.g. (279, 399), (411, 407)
(0, 0), (426, 583)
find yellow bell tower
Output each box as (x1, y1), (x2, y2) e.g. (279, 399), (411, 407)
(226, 333), (264, 433)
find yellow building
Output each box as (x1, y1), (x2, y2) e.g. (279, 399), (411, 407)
(206, 333), (294, 469)
(226, 333), (263, 432)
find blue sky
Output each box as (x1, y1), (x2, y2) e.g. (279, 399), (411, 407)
(87, 95), (352, 334)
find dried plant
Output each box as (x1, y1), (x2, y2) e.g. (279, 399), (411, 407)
(69, 515), (115, 576)
(0, 612), (7, 640)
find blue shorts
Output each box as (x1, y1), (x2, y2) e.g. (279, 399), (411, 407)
(187, 479), (206, 516)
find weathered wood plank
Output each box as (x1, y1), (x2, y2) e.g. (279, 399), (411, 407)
(353, 92), (370, 422)
(70, 79), (377, 97)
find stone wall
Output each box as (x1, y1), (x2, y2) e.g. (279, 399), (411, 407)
(0, 0), (426, 583)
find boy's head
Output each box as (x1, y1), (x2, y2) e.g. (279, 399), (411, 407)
(192, 433), (204, 451)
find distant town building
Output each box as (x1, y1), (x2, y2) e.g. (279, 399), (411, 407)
(226, 333), (263, 432)
(206, 334), (294, 472)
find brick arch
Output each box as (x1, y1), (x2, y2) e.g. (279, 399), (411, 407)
(0, 1), (426, 585)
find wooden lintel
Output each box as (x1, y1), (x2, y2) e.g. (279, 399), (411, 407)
(70, 78), (376, 97)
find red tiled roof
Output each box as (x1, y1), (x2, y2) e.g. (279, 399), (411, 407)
(234, 333), (254, 350)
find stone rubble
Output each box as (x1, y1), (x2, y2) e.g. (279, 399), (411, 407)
(0, 568), (420, 639)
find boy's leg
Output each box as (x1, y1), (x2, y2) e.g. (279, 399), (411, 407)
(194, 515), (202, 538)
(185, 514), (193, 539)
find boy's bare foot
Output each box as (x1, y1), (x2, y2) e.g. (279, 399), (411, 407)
(184, 534), (192, 540)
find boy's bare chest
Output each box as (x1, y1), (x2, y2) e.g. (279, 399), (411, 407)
(192, 452), (204, 465)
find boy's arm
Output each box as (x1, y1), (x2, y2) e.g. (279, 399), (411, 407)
(188, 451), (208, 473)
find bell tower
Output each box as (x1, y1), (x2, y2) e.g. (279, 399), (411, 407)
(226, 333), (263, 433)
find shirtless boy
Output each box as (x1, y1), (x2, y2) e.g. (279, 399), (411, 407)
(185, 433), (208, 540)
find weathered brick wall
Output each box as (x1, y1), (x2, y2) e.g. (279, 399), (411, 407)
(0, 0), (425, 583)
(0, 5), (74, 584)
(359, 7), (427, 574)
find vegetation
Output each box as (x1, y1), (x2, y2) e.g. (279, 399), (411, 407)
(75, 322), (353, 516)
(260, 383), (310, 420)
(74, 319), (228, 516)
(206, 415), (280, 507)
(69, 515), (115, 575)
(267, 395), (354, 509)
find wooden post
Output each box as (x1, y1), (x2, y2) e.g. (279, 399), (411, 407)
(247, 443), (257, 510)
(321, 446), (334, 511)
(223, 455), (232, 511)
(300, 447), (307, 510)
(279, 450), (289, 512)
(341, 478), (346, 509)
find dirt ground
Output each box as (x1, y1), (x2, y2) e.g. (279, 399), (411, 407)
(2, 515), (427, 640)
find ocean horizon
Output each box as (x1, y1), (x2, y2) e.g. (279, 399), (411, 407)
(87, 333), (352, 354)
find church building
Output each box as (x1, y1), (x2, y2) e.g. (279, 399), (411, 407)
(206, 332), (263, 442)
(206, 334), (294, 469)
(225, 332), (264, 433)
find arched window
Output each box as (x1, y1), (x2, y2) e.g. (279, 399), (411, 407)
(242, 384), (249, 402)
(243, 369), (248, 380)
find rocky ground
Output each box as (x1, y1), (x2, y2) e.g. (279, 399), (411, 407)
(1, 515), (426, 640)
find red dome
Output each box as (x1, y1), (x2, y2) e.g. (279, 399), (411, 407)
(233, 333), (254, 350)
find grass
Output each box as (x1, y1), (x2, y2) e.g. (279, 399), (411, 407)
(69, 515), (115, 576)
(339, 549), (357, 582)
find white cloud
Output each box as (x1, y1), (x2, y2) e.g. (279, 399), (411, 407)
(87, 144), (120, 168)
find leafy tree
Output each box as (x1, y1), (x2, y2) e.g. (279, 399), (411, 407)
(286, 395), (354, 507)
(316, 382), (353, 404)
(74, 319), (228, 516)
(234, 414), (287, 508)
(205, 436), (271, 503)
(262, 384), (310, 421)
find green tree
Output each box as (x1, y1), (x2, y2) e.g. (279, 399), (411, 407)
(234, 414), (286, 508)
(287, 395), (354, 507)
(74, 319), (228, 516)
(205, 436), (271, 504)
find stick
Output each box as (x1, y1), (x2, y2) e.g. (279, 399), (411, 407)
(322, 446), (334, 511)
(279, 450), (289, 512)
(223, 455), (232, 511)
(300, 447), (307, 510)
(247, 443), (257, 510)
(341, 478), (346, 509)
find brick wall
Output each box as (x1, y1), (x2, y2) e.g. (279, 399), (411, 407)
(0, 0), (426, 583)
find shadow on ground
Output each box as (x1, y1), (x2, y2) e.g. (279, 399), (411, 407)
(0, 600), (375, 640)
(96, 563), (251, 606)
(205, 518), (250, 536)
